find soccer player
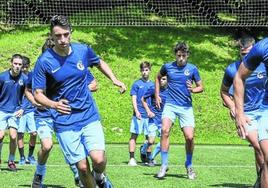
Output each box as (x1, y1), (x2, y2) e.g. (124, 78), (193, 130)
(128, 61), (154, 166)
(30, 37), (97, 188)
(32, 15), (126, 188)
(141, 75), (168, 166)
(0, 54), (27, 171)
(17, 56), (37, 165)
(234, 37), (268, 187)
(221, 36), (264, 187)
(155, 42), (203, 179)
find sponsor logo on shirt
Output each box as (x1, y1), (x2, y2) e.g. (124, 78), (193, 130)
(51, 67), (61, 74)
(184, 69), (190, 76)
(77, 60), (85, 71)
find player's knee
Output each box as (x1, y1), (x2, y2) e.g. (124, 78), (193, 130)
(161, 128), (170, 137)
(9, 133), (17, 141)
(77, 161), (90, 174)
(185, 135), (194, 143)
(41, 142), (53, 153)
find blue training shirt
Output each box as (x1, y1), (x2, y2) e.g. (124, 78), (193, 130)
(243, 38), (268, 105)
(223, 61), (266, 112)
(130, 79), (154, 118)
(21, 72), (35, 114)
(160, 61), (201, 107)
(144, 86), (168, 125)
(33, 43), (101, 131)
(0, 70), (27, 113)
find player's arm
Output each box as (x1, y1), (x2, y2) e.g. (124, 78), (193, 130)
(25, 87), (43, 107)
(88, 79), (98, 92)
(132, 95), (141, 119)
(233, 62), (252, 139)
(155, 72), (162, 109)
(34, 89), (71, 114)
(220, 84), (235, 119)
(96, 59), (126, 93)
(188, 80), (203, 93)
(141, 96), (155, 118)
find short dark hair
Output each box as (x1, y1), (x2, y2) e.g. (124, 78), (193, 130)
(238, 36), (255, 49)
(22, 56), (30, 66)
(140, 61), (151, 70)
(50, 15), (72, 32)
(11, 54), (23, 63)
(42, 36), (55, 53)
(174, 42), (190, 54)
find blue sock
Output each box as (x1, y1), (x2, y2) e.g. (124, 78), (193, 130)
(151, 143), (161, 160)
(185, 153), (193, 168)
(8, 154), (15, 162)
(141, 142), (148, 154)
(161, 151), (168, 166)
(70, 164), (79, 178)
(36, 164), (46, 177)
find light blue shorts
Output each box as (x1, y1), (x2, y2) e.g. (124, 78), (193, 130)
(244, 109), (259, 133)
(162, 103), (195, 128)
(56, 121), (105, 165)
(130, 116), (149, 135)
(257, 105), (268, 141)
(18, 112), (36, 133)
(35, 117), (54, 140)
(147, 119), (161, 137)
(0, 111), (19, 130)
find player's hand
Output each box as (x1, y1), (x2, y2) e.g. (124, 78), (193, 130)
(14, 109), (24, 117)
(135, 111), (141, 120)
(235, 113), (250, 139)
(147, 111), (155, 118)
(54, 99), (71, 114)
(187, 80), (193, 92)
(229, 108), (235, 120)
(113, 79), (126, 94)
(155, 95), (162, 109)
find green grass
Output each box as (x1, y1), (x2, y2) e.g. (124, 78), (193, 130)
(0, 25), (253, 144)
(0, 144), (257, 187)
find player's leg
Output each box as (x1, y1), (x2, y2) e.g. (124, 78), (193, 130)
(256, 107), (268, 188)
(7, 115), (19, 171)
(157, 103), (175, 178)
(144, 121), (158, 166)
(31, 118), (53, 188)
(26, 112), (37, 164)
(84, 121), (113, 187)
(17, 114), (26, 165)
(179, 106), (196, 180)
(129, 116), (142, 166)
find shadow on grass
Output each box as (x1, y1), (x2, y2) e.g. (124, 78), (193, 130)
(210, 183), (252, 188)
(19, 184), (67, 188)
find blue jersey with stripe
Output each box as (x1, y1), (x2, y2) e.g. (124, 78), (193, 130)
(0, 70), (27, 113)
(130, 79), (154, 118)
(144, 86), (168, 125)
(223, 61), (266, 112)
(33, 43), (100, 131)
(160, 61), (201, 107)
(243, 38), (268, 105)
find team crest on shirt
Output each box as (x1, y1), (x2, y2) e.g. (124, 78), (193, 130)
(257, 72), (264, 79)
(184, 69), (190, 76)
(77, 60), (85, 71)
(18, 79), (23, 86)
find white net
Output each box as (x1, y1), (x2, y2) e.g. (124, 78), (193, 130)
(0, 0), (267, 27)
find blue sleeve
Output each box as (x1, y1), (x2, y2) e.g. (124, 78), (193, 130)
(33, 59), (47, 90)
(26, 72), (33, 89)
(87, 46), (100, 68)
(243, 43), (264, 71)
(160, 64), (167, 76)
(192, 67), (201, 82)
(87, 70), (94, 84)
(130, 82), (138, 96)
(222, 67), (234, 87)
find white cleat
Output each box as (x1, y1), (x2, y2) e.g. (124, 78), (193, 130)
(128, 158), (137, 166)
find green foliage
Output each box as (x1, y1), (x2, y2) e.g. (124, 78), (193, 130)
(0, 25), (246, 144)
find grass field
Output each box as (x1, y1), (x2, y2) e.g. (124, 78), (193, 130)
(0, 144), (257, 188)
